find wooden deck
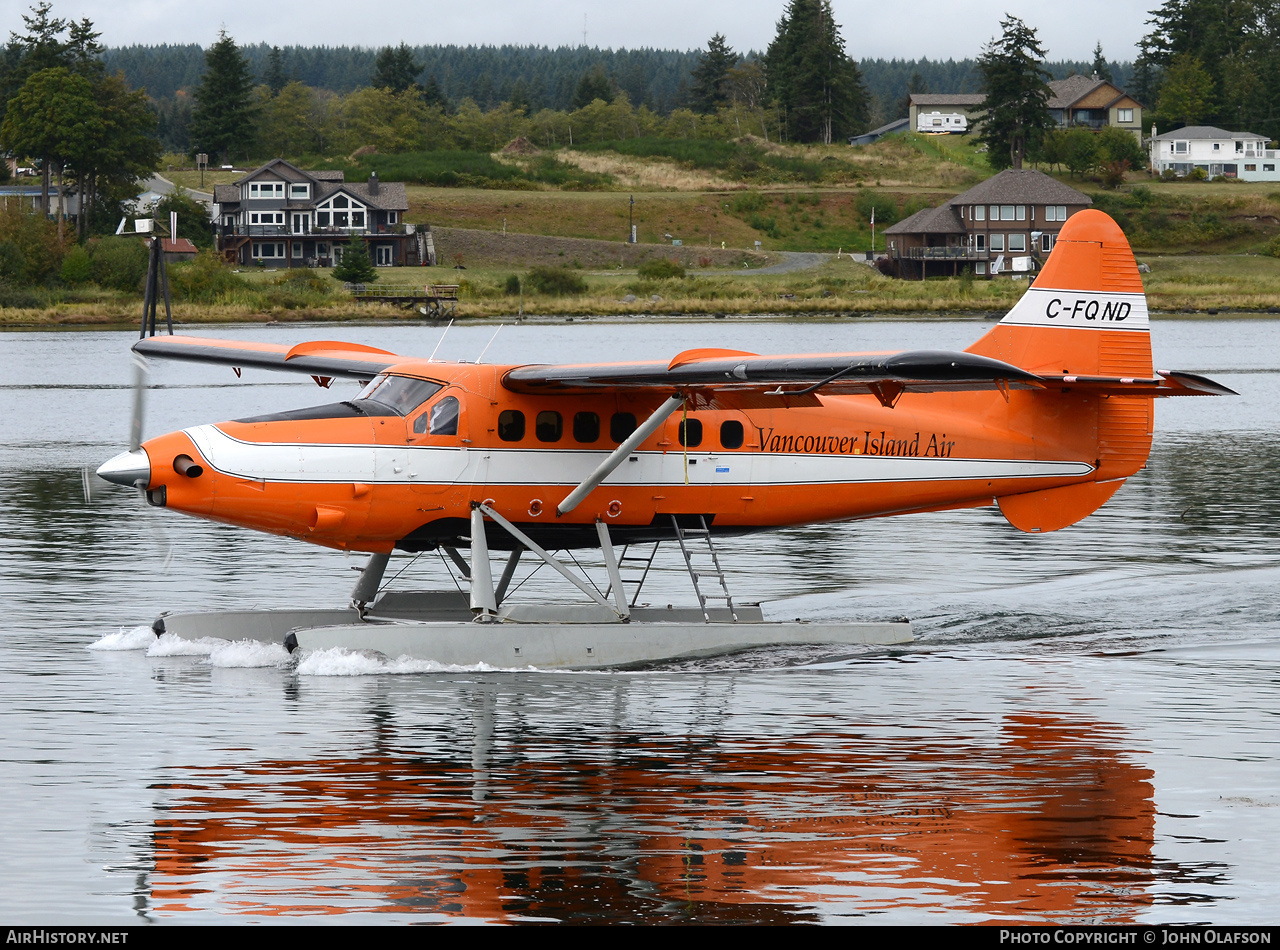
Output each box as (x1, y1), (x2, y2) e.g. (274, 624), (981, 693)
(345, 283), (459, 316)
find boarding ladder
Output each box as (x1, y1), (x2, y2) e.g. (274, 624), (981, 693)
(606, 542), (661, 608)
(671, 515), (739, 623)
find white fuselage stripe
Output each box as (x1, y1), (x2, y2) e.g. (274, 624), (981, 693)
(185, 425), (1094, 488)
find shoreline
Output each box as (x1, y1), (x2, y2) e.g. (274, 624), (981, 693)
(3, 307), (1276, 331)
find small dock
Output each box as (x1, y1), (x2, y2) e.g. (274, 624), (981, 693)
(345, 283), (459, 316)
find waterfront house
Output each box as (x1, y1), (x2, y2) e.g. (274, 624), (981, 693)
(881, 169), (1092, 279)
(212, 159), (423, 268)
(909, 76), (1142, 140)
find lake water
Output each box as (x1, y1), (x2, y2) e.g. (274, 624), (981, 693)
(1, 317), (1277, 924)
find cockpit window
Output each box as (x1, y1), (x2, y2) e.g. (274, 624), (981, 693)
(426, 395), (459, 435)
(356, 374), (443, 415)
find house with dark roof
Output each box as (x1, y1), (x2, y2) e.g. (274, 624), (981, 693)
(908, 76), (1142, 140)
(881, 169), (1091, 279)
(1149, 126), (1279, 180)
(1046, 75), (1143, 140)
(212, 159), (422, 268)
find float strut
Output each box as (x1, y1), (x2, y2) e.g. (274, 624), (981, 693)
(469, 506), (497, 620)
(350, 552), (390, 609)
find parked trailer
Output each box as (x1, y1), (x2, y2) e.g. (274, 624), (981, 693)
(917, 112), (968, 134)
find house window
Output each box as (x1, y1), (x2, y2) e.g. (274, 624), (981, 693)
(975, 262), (987, 275)
(974, 205), (985, 221)
(1016, 206), (1026, 221)
(1236, 141), (1244, 153)
(292, 242), (302, 258)
(1000, 205), (1015, 220)
(990, 234), (1005, 252)
(1214, 143), (1221, 151)
(334, 211), (349, 228)
(351, 211), (365, 228)
(1118, 108), (1133, 123)
(317, 212), (330, 227)
(1175, 141), (1188, 154)
(1045, 205), (1067, 222)
(317, 243), (329, 256)
(289, 183), (309, 198)
(1246, 164), (1257, 172)
(251, 242), (285, 258)
(990, 205), (999, 219)
(1265, 164), (1275, 172)
(333, 195), (349, 209)
(249, 182), (283, 197)
(1008, 233), (1027, 252)
(974, 233), (986, 251)
(1040, 233), (1053, 252)
(388, 211), (398, 224)
(250, 213), (259, 224)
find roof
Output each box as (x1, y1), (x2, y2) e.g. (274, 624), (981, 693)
(316, 179), (409, 212)
(883, 204), (965, 235)
(1151, 125), (1268, 141)
(1047, 75), (1103, 109)
(865, 117), (909, 137)
(235, 158), (314, 185)
(948, 169), (1092, 207)
(213, 184), (239, 205)
(910, 93), (985, 107)
(160, 238), (198, 254)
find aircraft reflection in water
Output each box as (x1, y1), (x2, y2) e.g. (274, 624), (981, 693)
(145, 711), (1155, 923)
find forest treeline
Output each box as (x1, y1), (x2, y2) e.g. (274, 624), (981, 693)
(105, 42), (1132, 153)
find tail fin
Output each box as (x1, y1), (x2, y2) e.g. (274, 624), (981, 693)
(969, 210), (1154, 533)
(967, 209), (1151, 379)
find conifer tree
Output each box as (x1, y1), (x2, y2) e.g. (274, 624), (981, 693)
(372, 43), (421, 94)
(190, 31), (257, 163)
(977, 16), (1052, 170)
(765, 0), (867, 143)
(690, 33), (739, 114)
(1091, 41), (1113, 83)
(333, 241), (376, 284)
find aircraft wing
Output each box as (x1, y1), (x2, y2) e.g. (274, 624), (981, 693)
(503, 348), (1046, 407)
(132, 335), (401, 382)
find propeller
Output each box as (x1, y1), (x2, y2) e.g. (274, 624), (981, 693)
(92, 351), (173, 571)
(97, 353), (152, 490)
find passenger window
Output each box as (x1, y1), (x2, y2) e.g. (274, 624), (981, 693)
(678, 418), (703, 447)
(498, 409), (525, 441)
(573, 412), (600, 443)
(610, 412), (637, 443)
(414, 395), (459, 436)
(536, 410), (563, 442)
(720, 420), (744, 449)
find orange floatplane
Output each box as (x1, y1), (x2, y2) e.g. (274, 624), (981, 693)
(99, 210), (1232, 666)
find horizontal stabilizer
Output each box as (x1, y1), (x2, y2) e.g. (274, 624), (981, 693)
(998, 480), (1124, 533)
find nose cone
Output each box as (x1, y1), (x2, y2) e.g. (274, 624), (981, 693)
(97, 449), (150, 488)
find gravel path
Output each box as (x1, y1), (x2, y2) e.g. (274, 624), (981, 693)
(751, 251), (832, 274)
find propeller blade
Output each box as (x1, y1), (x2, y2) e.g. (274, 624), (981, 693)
(129, 353), (148, 452)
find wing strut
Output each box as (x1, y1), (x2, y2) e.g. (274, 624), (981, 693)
(557, 394), (684, 516)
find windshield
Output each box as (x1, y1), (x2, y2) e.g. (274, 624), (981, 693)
(356, 374), (444, 416)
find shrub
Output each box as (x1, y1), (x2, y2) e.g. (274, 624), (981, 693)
(59, 245), (92, 285)
(90, 236), (149, 293)
(504, 274), (521, 295)
(1264, 235), (1280, 258)
(637, 258), (686, 279)
(525, 265), (587, 295)
(272, 268), (331, 295)
(730, 191), (767, 214)
(854, 190), (899, 226)
(169, 250), (249, 302)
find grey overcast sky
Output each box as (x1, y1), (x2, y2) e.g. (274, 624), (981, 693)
(14, 0), (1158, 62)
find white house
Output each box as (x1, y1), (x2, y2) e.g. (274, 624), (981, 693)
(1150, 125), (1280, 180)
